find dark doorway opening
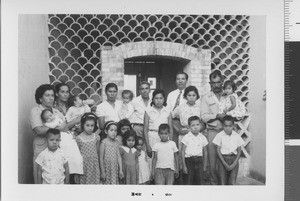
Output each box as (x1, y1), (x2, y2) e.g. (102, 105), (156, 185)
(124, 56), (190, 97)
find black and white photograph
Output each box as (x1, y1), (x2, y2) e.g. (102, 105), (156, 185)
(2, 0), (284, 201)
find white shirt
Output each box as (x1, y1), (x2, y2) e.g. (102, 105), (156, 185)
(212, 130), (244, 155)
(65, 104), (91, 123)
(95, 100), (122, 122)
(152, 140), (178, 170)
(147, 106), (170, 131)
(167, 89), (187, 111)
(181, 132), (208, 157)
(129, 95), (151, 124)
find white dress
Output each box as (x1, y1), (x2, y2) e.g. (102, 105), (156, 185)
(138, 150), (150, 184)
(219, 93), (246, 120)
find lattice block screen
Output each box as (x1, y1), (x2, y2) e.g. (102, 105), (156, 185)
(48, 14), (250, 105)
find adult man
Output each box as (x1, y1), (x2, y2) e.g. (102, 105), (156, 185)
(167, 72), (188, 146)
(129, 81), (152, 137)
(201, 70), (225, 185)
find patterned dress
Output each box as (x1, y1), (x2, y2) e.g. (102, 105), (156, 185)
(102, 139), (119, 184)
(76, 133), (100, 184)
(219, 93), (246, 120)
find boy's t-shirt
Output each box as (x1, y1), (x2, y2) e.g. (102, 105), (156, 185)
(152, 140), (178, 170)
(181, 132), (208, 157)
(212, 130), (244, 155)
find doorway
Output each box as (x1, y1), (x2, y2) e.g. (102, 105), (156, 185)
(124, 56), (190, 97)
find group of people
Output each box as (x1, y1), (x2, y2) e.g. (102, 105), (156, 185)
(30, 69), (246, 185)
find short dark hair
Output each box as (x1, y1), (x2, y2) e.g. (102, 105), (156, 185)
(117, 119), (132, 135)
(183, 85), (200, 100)
(54, 82), (70, 94)
(135, 136), (145, 145)
(122, 90), (134, 100)
(209, 69), (223, 82)
(122, 130), (137, 146)
(35, 84), (55, 104)
(187, 116), (206, 131)
(158, 124), (170, 134)
(41, 108), (53, 122)
(46, 128), (60, 138)
(151, 89), (167, 107)
(223, 80), (237, 92)
(67, 95), (78, 108)
(105, 83), (118, 92)
(139, 81), (150, 88)
(175, 72), (189, 81)
(80, 112), (98, 132)
(222, 115), (235, 124)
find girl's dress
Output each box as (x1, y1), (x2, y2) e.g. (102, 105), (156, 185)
(119, 146), (139, 184)
(147, 106), (170, 148)
(102, 139), (119, 184)
(138, 150), (150, 184)
(76, 133), (100, 184)
(219, 93), (246, 120)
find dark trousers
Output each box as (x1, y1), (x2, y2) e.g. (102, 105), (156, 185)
(218, 154), (239, 185)
(185, 156), (204, 185)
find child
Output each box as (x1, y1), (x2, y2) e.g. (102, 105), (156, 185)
(213, 115), (244, 185)
(76, 113), (101, 184)
(35, 128), (69, 184)
(119, 130), (139, 184)
(41, 108), (83, 183)
(181, 116), (208, 185)
(151, 124), (179, 185)
(219, 80), (246, 120)
(116, 119), (132, 146)
(136, 136), (150, 184)
(118, 90), (134, 120)
(65, 95), (91, 132)
(144, 89), (173, 157)
(99, 121), (123, 184)
(41, 108), (64, 129)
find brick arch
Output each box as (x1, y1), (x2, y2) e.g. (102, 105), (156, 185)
(101, 41), (211, 98)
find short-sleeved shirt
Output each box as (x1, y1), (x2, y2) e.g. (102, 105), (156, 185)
(30, 104), (65, 131)
(172, 101), (201, 127)
(95, 100), (122, 122)
(200, 91), (224, 131)
(181, 132), (208, 157)
(152, 140), (178, 170)
(129, 96), (151, 124)
(35, 148), (68, 184)
(147, 106), (170, 131)
(212, 130), (244, 155)
(166, 89), (187, 111)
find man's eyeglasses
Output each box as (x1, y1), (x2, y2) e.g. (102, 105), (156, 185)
(209, 81), (222, 85)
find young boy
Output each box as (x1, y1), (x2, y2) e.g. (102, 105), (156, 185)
(151, 124), (179, 185)
(212, 115), (244, 185)
(181, 116), (208, 185)
(35, 128), (70, 184)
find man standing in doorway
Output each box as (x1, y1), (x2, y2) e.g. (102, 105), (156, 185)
(201, 70), (225, 185)
(167, 72), (188, 185)
(167, 72), (188, 146)
(129, 81), (152, 137)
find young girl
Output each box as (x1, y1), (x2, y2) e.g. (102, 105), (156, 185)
(118, 90), (134, 120)
(75, 113), (101, 184)
(136, 136), (151, 184)
(219, 80), (246, 120)
(143, 89), (173, 157)
(119, 130), (139, 184)
(116, 119), (132, 146)
(99, 121), (123, 184)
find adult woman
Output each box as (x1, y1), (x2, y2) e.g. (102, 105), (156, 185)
(143, 89), (173, 157)
(30, 84), (68, 183)
(96, 83), (122, 130)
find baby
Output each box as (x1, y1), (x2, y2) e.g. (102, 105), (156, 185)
(65, 95), (91, 131)
(41, 108), (64, 129)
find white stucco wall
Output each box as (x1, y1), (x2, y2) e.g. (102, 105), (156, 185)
(18, 14), (50, 183)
